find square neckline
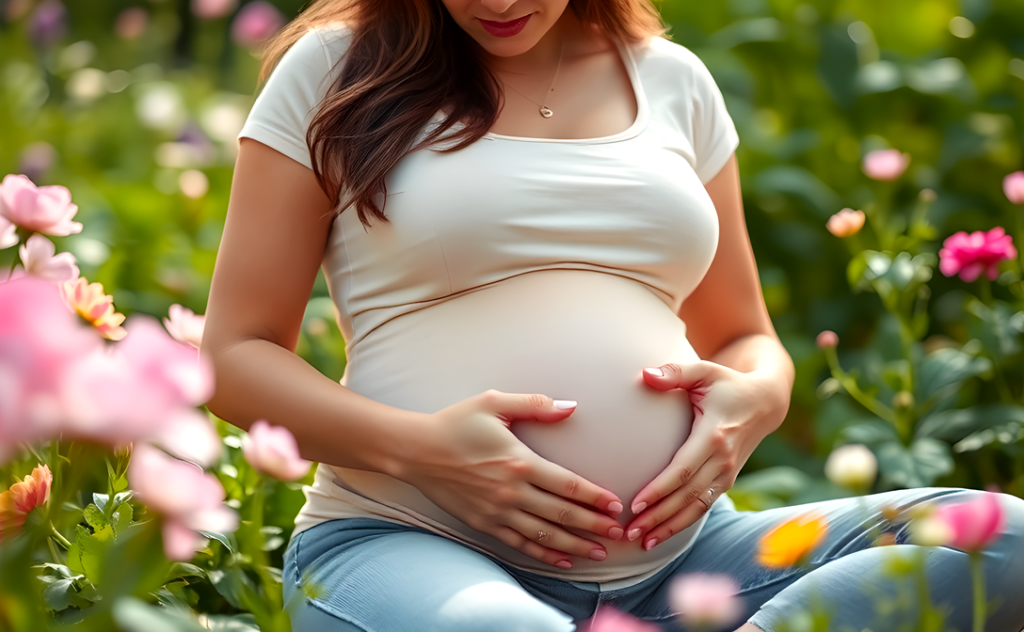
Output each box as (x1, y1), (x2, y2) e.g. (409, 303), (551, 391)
(482, 36), (649, 145)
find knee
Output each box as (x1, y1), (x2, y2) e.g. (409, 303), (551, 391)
(436, 581), (575, 632)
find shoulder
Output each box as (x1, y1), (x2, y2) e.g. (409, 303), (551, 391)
(629, 35), (718, 89)
(275, 22), (354, 74)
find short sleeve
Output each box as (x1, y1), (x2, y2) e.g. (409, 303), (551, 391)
(237, 28), (347, 170)
(689, 55), (740, 184)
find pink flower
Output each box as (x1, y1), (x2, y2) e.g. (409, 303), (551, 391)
(0, 174), (82, 237)
(17, 234), (79, 283)
(0, 215), (16, 250)
(60, 316), (220, 466)
(934, 492), (1006, 552)
(816, 330), (838, 349)
(826, 208), (866, 238)
(115, 7), (148, 40)
(192, 0), (238, 19)
(0, 277), (102, 454)
(163, 304), (205, 349)
(1004, 171), (1024, 205)
(128, 444), (238, 561)
(938, 227), (1017, 282)
(62, 277), (126, 341)
(230, 1), (284, 48)
(670, 574), (743, 629)
(242, 420), (311, 481)
(863, 149), (910, 181)
(584, 607), (660, 632)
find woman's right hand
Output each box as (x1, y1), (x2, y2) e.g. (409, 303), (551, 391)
(394, 390), (625, 569)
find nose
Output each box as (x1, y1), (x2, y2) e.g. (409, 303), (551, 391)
(479, 0), (518, 16)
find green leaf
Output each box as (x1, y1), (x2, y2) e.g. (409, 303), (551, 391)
(111, 597), (207, 632)
(164, 563), (206, 583)
(916, 349), (992, 404)
(198, 530), (234, 553)
(876, 438), (954, 488)
(72, 524), (109, 584)
(113, 502), (133, 536)
(208, 567), (258, 611)
(93, 493), (109, 514)
(201, 614), (261, 631)
(84, 504), (107, 530)
(916, 405), (1024, 442)
(838, 420), (900, 446)
(43, 578), (77, 612)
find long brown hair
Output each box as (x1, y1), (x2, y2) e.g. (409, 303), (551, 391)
(259, 0), (666, 226)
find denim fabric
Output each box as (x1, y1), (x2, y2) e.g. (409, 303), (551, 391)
(282, 488), (1024, 632)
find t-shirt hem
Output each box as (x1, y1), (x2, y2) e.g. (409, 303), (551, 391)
(697, 132), (740, 184)
(237, 121), (313, 170)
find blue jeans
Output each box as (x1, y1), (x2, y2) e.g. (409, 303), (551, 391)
(282, 488), (1024, 632)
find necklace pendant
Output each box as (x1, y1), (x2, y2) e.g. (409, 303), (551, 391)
(539, 106), (553, 119)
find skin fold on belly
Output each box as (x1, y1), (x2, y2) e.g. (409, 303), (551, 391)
(336, 270), (702, 573)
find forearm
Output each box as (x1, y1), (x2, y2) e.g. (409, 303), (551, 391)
(707, 333), (794, 430)
(204, 338), (424, 476)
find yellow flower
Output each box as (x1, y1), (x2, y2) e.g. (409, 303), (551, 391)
(757, 513), (828, 568)
(62, 276), (127, 341)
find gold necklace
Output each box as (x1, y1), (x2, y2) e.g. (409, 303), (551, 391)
(500, 41), (565, 118)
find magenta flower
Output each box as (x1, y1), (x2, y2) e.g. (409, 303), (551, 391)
(1004, 171), (1024, 205)
(584, 607), (660, 632)
(230, 1), (284, 48)
(127, 444), (238, 561)
(242, 420), (311, 481)
(0, 174), (82, 237)
(163, 304), (205, 349)
(862, 149), (910, 181)
(16, 234), (79, 283)
(934, 492), (1006, 552)
(0, 277), (102, 456)
(670, 574), (743, 629)
(28, 0), (66, 48)
(192, 0), (238, 19)
(18, 142), (56, 184)
(938, 227), (1017, 282)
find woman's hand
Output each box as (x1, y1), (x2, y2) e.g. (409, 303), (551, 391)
(395, 390), (626, 569)
(624, 361), (788, 552)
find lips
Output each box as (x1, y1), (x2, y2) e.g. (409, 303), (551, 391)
(478, 14), (531, 38)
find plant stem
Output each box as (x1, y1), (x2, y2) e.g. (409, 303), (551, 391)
(50, 523), (72, 549)
(825, 348), (898, 424)
(969, 551), (987, 632)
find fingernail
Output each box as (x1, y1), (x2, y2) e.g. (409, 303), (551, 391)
(553, 400), (577, 410)
(607, 501), (623, 515)
(643, 538), (659, 551)
(632, 501), (647, 514)
(644, 368), (664, 377)
(608, 527), (623, 540)
(590, 549), (607, 561)
(627, 528), (642, 541)
(555, 560), (572, 569)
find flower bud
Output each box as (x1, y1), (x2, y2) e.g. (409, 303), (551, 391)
(1004, 171), (1024, 205)
(826, 208), (865, 237)
(816, 330), (839, 349)
(892, 391), (915, 410)
(910, 516), (953, 547)
(824, 444), (877, 489)
(863, 149), (910, 181)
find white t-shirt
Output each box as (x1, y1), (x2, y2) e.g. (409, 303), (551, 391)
(238, 23), (740, 586)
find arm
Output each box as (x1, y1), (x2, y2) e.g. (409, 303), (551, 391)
(203, 139), (624, 567)
(623, 152), (794, 549)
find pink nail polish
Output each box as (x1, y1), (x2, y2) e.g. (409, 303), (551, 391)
(607, 501), (623, 515)
(632, 501), (647, 514)
(627, 528), (642, 541)
(590, 549), (607, 561)
(608, 527), (624, 540)
(643, 538), (659, 551)
(555, 560), (572, 569)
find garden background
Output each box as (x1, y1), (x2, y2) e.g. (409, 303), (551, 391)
(1, 0), (1023, 629)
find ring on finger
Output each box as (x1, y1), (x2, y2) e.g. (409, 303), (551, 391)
(697, 488), (715, 510)
(536, 530), (550, 542)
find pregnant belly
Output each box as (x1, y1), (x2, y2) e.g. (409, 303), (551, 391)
(333, 270), (702, 576)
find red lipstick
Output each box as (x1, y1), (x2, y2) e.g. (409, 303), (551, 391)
(478, 14), (531, 38)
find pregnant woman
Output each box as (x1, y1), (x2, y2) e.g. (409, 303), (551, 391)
(203, 0), (1024, 630)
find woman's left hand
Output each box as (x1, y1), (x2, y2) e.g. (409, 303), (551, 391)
(624, 361), (788, 552)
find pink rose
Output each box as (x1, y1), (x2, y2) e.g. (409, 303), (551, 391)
(670, 573), (743, 629)
(938, 227), (1017, 282)
(230, 1), (284, 48)
(17, 234), (79, 283)
(192, 0), (238, 19)
(128, 444), (238, 561)
(862, 149), (910, 181)
(242, 420), (311, 481)
(0, 215), (16, 250)
(0, 174), (82, 237)
(584, 607), (660, 632)
(1003, 171), (1024, 205)
(934, 492), (1006, 552)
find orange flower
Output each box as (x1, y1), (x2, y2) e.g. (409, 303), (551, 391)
(0, 465), (52, 540)
(757, 513), (828, 568)
(62, 276), (127, 341)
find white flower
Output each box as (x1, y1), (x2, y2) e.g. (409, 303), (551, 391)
(824, 444), (877, 489)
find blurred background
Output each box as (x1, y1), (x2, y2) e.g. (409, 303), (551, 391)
(1, 0), (1023, 506)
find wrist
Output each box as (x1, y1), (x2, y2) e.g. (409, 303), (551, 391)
(363, 406), (432, 481)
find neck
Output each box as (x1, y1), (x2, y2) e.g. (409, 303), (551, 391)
(481, 9), (579, 78)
